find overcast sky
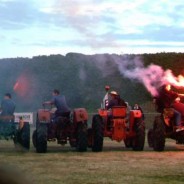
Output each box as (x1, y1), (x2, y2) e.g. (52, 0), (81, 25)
(0, 0), (184, 58)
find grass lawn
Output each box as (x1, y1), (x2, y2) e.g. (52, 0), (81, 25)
(0, 138), (184, 184)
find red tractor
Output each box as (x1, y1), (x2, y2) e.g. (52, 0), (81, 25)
(32, 105), (88, 153)
(88, 87), (145, 152)
(148, 107), (184, 151)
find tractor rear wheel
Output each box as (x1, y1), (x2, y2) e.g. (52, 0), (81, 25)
(14, 122), (30, 150)
(147, 129), (154, 148)
(76, 122), (88, 152)
(69, 141), (76, 147)
(20, 122), (30, 149)
(36, 123), (47, 153)
(32, 130), (37, 148)
(87, 128), (93, 148)
(92, 115), (104, 152)
(153, 116), (165, 151)
(124, 138), (133, 148)
(132, 119), (145, 151)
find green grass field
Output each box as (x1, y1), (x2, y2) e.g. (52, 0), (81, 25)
(0, 137), (184, 184)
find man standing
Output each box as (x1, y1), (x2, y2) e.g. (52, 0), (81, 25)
(43, 89), (70, 118)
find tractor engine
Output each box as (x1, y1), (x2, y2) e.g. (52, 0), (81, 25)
(111, 106), (127, 141)
(111, 118), (126, 142)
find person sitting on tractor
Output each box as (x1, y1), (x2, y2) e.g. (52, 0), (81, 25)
(172, 97), (184, 131)
(107, 91), (119, 109)
(155, 84), (184, 132)
(107, 91), (127, 109)
(106, 91), (127, 130)
(43, 89), (71, 120)
(117, 94), (127, 107)
(0, 93), (16, 122)
(172, 97), (184, 117)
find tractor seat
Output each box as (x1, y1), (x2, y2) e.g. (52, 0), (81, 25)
(111, 106), (127, 118)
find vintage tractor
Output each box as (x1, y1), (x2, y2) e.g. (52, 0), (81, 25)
(0, 116), (30, 150)
(88, 87), (145, 152)
(32, 105), (88, 153)
(148, 107), (184, 151)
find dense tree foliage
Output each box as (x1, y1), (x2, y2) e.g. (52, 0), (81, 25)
(0, 52), (184, 112)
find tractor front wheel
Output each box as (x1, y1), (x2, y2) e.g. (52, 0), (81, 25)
(76, 122), (88, 152)
(92, 115), (104, 152)
(32, 130), (37, 148)
(132, 119), (145, 151)
(124, 138), (133, 148)
(20, 122), (30, 149)
(14, 122), (30, 150)
(153, 116), (165, 151)
(36, 123), (47, 153)
(147, 129), (154, 148)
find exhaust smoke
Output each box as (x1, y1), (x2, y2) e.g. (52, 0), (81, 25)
(111, 55), (184, 97)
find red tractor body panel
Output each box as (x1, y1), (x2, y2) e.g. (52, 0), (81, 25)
(129, 110), (142, 133)
(99, 107), (142, 141)
(98, 109), (108, 117)
(37, 109), (51, 123)
(73, 108), (88, 123)
(111, 119), (126, 142)
(112, 106), (127, 118)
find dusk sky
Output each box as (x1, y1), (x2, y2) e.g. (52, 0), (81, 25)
(1, 0), (184, 59)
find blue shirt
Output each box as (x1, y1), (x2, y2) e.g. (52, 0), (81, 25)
(1, 99), (16, 116)
(51, 95), (70, 113)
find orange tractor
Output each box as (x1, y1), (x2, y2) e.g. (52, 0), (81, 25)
(148, 107), (184, 151)
(32, 105), (88, 153)
(88, 86), (145, 151)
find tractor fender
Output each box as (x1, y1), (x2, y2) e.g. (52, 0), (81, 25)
(37, 109), (51, 123)
(73, 108), (88, 123)
(130, 110), (142, 118)
(129, 110), (142, 130)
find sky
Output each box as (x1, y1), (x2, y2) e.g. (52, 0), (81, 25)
(0, 0), (184, 59)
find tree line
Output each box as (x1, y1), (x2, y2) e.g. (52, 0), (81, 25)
(0, 52), (184, 112)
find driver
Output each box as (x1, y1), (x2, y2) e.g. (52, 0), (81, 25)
(0, 93), (16, 123)
(107, 91), (127, 109)
(107, 91), (119, 109)
(155, 84), (184, 132)
(43, 89), (71, 119)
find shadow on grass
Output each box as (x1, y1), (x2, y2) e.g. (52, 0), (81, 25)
(1, 138), (184, 154)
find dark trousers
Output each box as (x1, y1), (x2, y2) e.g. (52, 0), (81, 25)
(55, 110), (70, 119)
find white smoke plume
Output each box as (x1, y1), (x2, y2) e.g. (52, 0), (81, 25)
(108, 55), (183, 97)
